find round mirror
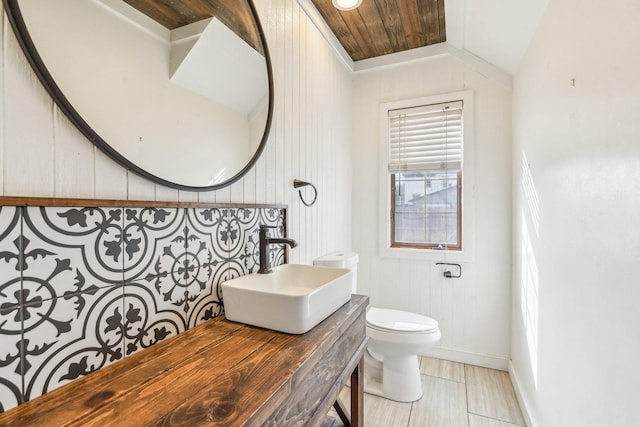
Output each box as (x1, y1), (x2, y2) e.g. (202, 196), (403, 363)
(4, 0), (273, 191)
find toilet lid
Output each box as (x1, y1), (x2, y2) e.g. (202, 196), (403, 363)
(367, 307), (439, 333)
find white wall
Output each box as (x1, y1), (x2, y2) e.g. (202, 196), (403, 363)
(352, 56), (512, 367)
(0, 0), (353, 265)
(511, 0), (640, 425)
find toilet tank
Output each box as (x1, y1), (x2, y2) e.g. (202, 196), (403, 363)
(313, 252), (358, 294)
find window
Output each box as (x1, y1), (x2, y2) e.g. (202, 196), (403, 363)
(389, 101), (463, 250)
(380, 92), (473, 259)
(391, 170), (461, 249)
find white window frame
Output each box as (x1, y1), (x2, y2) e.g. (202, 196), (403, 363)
(379, 90), (476, 262)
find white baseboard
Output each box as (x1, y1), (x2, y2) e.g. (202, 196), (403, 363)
(422, 347), (510, 371)
(508, 361), (536, 427)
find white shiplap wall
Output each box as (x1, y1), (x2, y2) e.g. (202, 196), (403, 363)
(352, 56), (513, 368)
(0, 0), (353, 264)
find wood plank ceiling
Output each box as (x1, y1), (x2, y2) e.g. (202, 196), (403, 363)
(123, 0), (263, 53)
(311, 0), (446, 61)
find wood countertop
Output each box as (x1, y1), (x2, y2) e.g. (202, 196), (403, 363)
(0, 295), (369, 426)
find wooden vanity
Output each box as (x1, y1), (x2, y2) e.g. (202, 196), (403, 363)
(0, 295), (368, 426)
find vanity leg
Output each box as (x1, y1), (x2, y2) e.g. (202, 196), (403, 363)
(332, 356), (364, 427)
(333, 399), (350, 426)
(350, 356), (364, 427)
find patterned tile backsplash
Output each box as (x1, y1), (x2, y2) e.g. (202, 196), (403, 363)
(0, 204), (286, 413)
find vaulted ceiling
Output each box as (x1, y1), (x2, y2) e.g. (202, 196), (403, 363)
(306, 0), (550, 75)
(122, 0), (549, 76)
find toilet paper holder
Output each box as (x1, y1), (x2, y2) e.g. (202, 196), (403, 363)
(435, 262), (462, 279)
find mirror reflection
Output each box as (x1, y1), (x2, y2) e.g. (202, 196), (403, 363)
(15, 0), (271, 189)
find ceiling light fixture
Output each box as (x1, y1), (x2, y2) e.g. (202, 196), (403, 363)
(332, 0), (363, 11)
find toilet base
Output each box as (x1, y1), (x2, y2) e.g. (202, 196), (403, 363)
(364, 351), (423, 402)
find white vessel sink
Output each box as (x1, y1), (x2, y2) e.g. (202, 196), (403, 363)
(221, 264), (353, 334)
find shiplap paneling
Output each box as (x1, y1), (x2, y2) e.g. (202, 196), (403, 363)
(0, 0), (353, 266)
(4, 12), (54, 197)
(352, 56), (512, 365)
(93, 147), (127, 200)
(52, 106), (94, 198)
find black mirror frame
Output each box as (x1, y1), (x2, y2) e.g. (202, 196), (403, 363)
(3, 0), (274, 192)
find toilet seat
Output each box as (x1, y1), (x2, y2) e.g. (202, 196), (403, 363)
(367, 307), (439, 334)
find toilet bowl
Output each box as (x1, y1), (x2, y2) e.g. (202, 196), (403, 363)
(365, 307), (441, 401)
(313, 252), (441, 403)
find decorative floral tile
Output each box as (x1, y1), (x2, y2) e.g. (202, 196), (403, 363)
(121, 207), (186, 283)
(225, 208), (259, 263)
(122, 282), (186, 357)
(120, 208), (189, 353)
(229, 208), (258, 275)
(21, 285), (124, 401)
(0, 206), (23, 412)
(228, 207), (287, 276)
(0, 206), (22, 270)
(183, 209), (227, 328)
(185, 281), (224, 328)
(22, 207), (124, 290)
(0, 305), (23, 413)
(0, 207), (22, 300)
(0, 203), (288, 411)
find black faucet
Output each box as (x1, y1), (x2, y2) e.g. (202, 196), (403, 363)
(258, 225), (297, 274)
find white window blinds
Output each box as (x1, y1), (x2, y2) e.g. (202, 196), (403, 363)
(388, 101), (463, 172)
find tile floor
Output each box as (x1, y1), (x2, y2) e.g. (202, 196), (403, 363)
(326, 356), (525, 427)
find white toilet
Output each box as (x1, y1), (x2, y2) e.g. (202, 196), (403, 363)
(313, 252), (441, 402)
